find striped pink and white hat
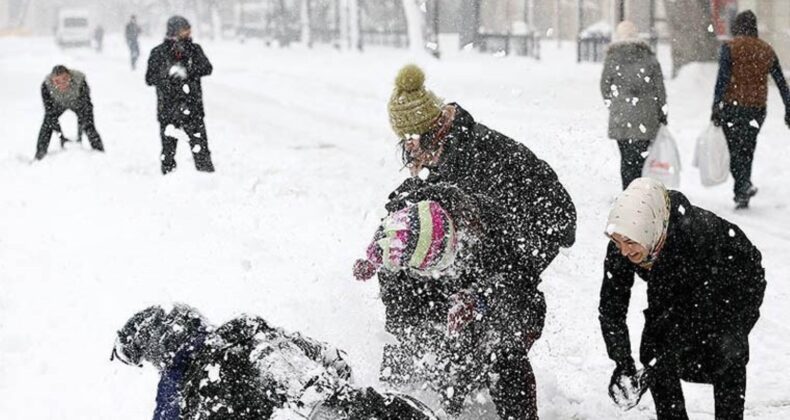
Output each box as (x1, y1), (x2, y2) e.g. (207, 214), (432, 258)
(355, 200), (458, 280)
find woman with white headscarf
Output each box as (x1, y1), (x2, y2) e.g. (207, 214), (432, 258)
(598, 178), (765, 420)
(600, 21), (668, 189)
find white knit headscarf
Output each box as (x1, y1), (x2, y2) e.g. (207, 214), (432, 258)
(606, 178), (670, 253)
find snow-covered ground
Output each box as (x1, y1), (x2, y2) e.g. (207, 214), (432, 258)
(0, 35), (788, 419)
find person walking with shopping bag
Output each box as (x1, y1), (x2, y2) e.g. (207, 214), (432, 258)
(600, 21), (668, 189)
(711, 10), (790, 209)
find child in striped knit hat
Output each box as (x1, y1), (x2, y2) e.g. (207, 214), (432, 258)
(354, 200), (458, 281)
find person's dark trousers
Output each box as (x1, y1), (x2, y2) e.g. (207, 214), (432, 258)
(76, 102), (104, 151)
(648, 363), (747, 420)
(36, 105), (104, 159)
(128, 41), (140, 70)
(713, 364), (747, 420)
(648, 367), (690, 420)
(720, 105), (766, 201)
(159, 118), (215, 175)
(36, 113), (60, 159)
(490, 348), (538, 420)
(617, 139), (652, 190)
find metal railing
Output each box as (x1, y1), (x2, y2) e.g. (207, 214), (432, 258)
(577, 33), (611, 62)
(359, 30), (409, 48)
(477, 32), (541, 59)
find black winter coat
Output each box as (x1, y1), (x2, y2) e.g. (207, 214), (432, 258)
(382, 104), (576, 333)
(145, 39), (212, 124)
(177, 316), (350, 420)
(599, 191), (765, 381)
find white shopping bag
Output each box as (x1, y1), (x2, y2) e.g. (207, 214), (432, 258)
(642, 126), (682, 188)
(693, 124), (730, 186)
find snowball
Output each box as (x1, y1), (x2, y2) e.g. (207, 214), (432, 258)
(749, 119), (760, 129)
(206, 363), (221, 383)
(192, 144), (202, 153)
(728, 228), (735, 237)
(182, 84), (190, 94)
(639, 124), (647, 133)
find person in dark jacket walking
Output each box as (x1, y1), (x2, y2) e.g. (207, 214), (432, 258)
(145, 16), (215, 174)
(112, 304), (436, 420)
(369, 64), (577, 419)
(712, 10), (790, 209)
(36, 65), (105, 160)
(599, 177), (766, 420)
(125, 15), (142, 70)
(600, 21), (668, 189)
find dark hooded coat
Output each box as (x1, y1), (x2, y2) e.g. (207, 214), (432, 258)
(599, 191), (766, 381)
(600, 41), (667, 141)
(145, 39), (212, 125)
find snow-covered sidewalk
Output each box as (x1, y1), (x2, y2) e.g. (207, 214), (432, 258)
(0, 35), (788, 419)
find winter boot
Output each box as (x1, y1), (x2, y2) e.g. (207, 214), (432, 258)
(734, 186), (758, 210)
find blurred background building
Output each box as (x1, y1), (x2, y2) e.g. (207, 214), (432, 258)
(0, 0), (787, 67)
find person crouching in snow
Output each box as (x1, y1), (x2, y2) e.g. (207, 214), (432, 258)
(599, 178), (766, 420)
(111, 304), (436, 420)
(36, 65), (105, 160)
(145, 16), (215, 174)
(600, 21), (668, 190)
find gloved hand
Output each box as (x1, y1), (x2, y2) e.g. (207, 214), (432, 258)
(608, 361), (646, 410)
(58, 132), (70, 148)
(385, 177), (427, 213)
(447, 289), (483, 336)
(352, 259), (378, 281)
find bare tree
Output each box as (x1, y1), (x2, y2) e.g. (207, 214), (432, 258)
(664, 0), (719, 77)
(402, 0), (426, 53)
(300, 0), (312, 47)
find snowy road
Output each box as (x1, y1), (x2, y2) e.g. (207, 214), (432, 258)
(1, 35), (788, 419)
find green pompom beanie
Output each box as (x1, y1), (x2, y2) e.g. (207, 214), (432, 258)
(388, 64), (444, 139)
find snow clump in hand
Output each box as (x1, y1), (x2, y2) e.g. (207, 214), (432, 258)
(169, 64), (188, 79)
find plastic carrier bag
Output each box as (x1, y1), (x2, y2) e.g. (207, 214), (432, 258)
(642, 126), (682, 188)
(693, 123), (730, 186)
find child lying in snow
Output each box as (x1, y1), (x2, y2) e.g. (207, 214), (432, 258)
(111, 304), (436, 420)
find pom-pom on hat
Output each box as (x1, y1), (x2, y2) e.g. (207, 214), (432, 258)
(387, 65), (444, 139)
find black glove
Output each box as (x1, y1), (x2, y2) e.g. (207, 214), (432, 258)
(608, 360), (637, 400)
(385, 177), (427, 213)
(658, 113), (668, 126)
